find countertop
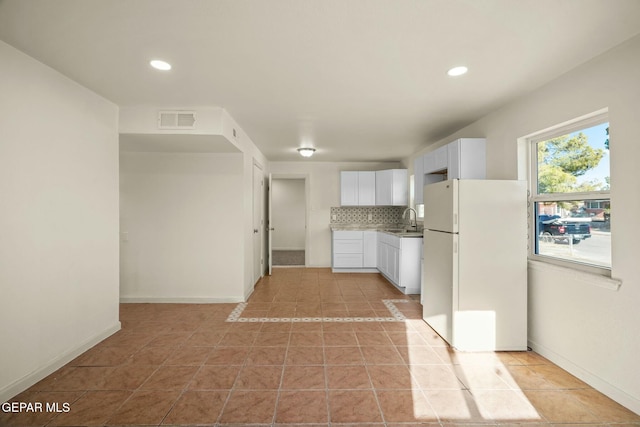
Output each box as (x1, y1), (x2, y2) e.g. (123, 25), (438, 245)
(331, 225), (424, 238)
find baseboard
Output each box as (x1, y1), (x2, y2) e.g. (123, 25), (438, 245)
(244, 285), (255, 301)
(331, 268), (379, 273)
(120, 296), (244, 303)
(0, 321), (121, 403)
(528, 339), (640, 415)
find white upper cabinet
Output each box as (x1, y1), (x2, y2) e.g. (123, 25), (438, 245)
(423, 145), (448, 174)
(414, 138), (486, 203)
(447, 138), (486, 179)
(340, 171), (359, 206)
(358, 171), (376, 205)
(340, 171), (376, 206)
(375, 169), (408, 206)
(341, 169), (407, 206)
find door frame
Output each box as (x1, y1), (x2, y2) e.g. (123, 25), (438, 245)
(268, 174), (310, 272)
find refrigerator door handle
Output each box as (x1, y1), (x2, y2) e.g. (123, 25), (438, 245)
(454, 213), (458, 226)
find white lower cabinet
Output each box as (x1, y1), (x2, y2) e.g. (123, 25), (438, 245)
(363, 231), (377, 268)
(333, 230), (422, 294)
(333, 230), (377, 270)
(332, 231), (364, 268)
(376, 232), (423, 294)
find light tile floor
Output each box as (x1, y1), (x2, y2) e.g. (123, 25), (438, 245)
(2, 268), (639, 426)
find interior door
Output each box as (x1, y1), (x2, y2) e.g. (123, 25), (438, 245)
(253, 163), (264, 284)
(268, 173), (273, 275)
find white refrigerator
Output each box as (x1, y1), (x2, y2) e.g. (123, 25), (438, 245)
(422, 179), (527, 351)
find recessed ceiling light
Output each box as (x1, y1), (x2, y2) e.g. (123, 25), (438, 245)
(150, 60), (172, 71)
(297, 147), (316, 158)
(447, 66), (468, 77)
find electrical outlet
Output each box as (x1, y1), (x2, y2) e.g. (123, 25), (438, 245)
(332, 214), (337, 221)
(368, 213), (373, 221)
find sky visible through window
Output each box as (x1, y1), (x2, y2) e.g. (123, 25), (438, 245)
(574, 122), (609, 187)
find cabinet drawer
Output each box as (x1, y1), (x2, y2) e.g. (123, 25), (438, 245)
(333, 230), (363, 240)
(333, 239), (363, 254)
(333, 253), (363, 268)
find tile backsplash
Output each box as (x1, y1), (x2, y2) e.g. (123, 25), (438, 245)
(330, 206), (407, 225)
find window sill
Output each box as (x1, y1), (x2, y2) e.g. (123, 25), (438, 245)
(528, 259), (622, 291)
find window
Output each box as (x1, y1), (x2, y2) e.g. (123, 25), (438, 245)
(530, 113), (610, 272)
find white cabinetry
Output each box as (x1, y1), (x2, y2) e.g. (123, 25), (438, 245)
(363, 231), (377, 268)
(377, 232), (422, 294)
(340, 171), (376, 206)
(423, 145), (448, 174)
(447, 138), (486, 179)
(340, 172), (359, 206)
(414, 138), (486, 204)
(375, 169), (408, 206)
(333, 230), (377, 270)
(332, 231), (363, 268)
(341, 169), (407, 206)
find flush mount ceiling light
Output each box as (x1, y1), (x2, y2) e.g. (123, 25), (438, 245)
(150, 59), (172, 71)
(447, 66), (468, 77)
(297, 147), (316, 158)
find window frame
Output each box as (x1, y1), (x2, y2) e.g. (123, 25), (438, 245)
(528, 111), (611, 276)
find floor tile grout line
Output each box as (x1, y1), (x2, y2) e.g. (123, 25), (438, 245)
(270, 326), (293, 425)
(226, 299), (412, 323)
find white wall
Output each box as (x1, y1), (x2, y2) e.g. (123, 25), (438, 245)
(118, 107), (268, 301)
(221, 110), (268, 298)
(120, 152), (245, 302)
(272, 179), (306, 250)
(403, 35), (640, 413)
(0, 41), (120, 401)
(268, 161), (400, 267)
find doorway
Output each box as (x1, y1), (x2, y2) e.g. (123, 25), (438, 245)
(271, 178), (306, 267)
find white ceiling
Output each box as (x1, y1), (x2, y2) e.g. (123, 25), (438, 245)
(1, 0), (639, 162)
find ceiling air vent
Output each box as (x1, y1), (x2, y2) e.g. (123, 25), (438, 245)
(158, 111), (196, 129)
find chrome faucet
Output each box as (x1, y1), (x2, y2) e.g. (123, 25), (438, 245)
(402, 207), (418, 230)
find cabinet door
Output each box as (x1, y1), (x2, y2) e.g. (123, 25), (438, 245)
(388, 246), (400, 284)
(457, 138), (486, 179)
(378, 241), (388, 275)
(423, 151), (436, 174)
(391, 169), (408, 206)
(375, 170), (392, 205)
(434, 145), (448, 171)
(340, 171), (359, 206)
(363, 231), (377, 268)
(414, 156), (424, 205)
(358, 171), (376, 205)
(447, 139), (461, 180)
(423, 146), (447, 174)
